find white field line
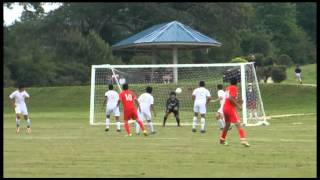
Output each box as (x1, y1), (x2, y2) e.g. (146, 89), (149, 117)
(280, 83), (317, 87)
(90, 113), (316, 126)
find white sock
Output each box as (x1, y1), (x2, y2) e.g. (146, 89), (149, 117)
(148, 121), (154, 132)
(116, 121), (121, 130)
(218, 119), (225, 129)
(200, 118), (205, 131)
(16, 118), (20, 127)
(26, 119), (31, 128)
(192, 117), (197, 129)
(254, 112), (258, 119)
(135, 122), (140, 134)
(105, 118), (110, 129)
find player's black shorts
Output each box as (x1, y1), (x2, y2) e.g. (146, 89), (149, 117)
(166, 108), (179, 116)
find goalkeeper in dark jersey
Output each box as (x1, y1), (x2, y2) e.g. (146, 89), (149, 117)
(163, 91), (181, 127)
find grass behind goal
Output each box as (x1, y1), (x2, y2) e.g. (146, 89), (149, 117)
(3, 85), (317, 177)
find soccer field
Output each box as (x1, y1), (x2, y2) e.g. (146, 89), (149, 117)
(3, 84), (317, 178)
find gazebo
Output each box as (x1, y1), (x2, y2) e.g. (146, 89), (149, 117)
(112, 20), (221, 83)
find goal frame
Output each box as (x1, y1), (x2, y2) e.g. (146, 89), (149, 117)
(89, 62), (267, 126)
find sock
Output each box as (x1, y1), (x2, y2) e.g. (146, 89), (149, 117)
(116, 121), (121, 130)
(16, 118), (20, 127)
(105, 118), (110, 129)
(192, 117), (197, 129)
(200, 118), (205, 131)
(26, 119), (31, 128)
(136, 119), (145, 131)
(254, 112), (258, 119)
(148, 121), (154, 132)
(218, 119), (225, 129)
(163, 117), (167, 126)
(176, 117), (180, 126)
(124, 122), (131, 135)
(238, 127), (245, 140)
(220, 127), (228, 141)
(135, 122), (140, 134)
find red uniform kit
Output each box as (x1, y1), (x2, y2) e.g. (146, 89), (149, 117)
(119, 90), (139, 121)
(223, 85), (240, 123)
(119, 90), (146, 136)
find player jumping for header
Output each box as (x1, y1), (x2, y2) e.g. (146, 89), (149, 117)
(117, 83), (147, 136)
(9, 85), (32, 134)
(220, 78), (250, 147)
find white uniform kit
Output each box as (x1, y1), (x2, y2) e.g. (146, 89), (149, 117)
(217, 90), (225, 114)
(192, 87), (211, 114)
(9, 90), (30, 115)
(105, 90), (120, 117)
(138, 93), (154, 121)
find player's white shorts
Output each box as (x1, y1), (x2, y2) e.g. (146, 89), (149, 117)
(15, 104), (28, 115)
(106, 106), (120, 117)
(295, 73), (301, 79)
(139, 110), (152, 121)
(194, 103), (206, 114)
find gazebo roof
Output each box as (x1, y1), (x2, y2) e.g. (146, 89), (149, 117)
(112, 21), (222, 51)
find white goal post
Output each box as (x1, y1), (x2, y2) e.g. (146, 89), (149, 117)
(90, 63), (268, 127)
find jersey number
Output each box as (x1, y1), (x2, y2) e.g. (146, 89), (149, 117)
(125, 94), (133, 101)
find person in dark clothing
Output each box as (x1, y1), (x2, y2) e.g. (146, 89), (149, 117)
(163, 91), (180, 127)
(295, 65), (302, 84)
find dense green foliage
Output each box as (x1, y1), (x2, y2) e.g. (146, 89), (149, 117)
(3, 3), (316, 87)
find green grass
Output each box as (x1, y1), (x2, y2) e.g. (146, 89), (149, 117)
(3, 84), (317, 177)
(282, 64), (317, 84)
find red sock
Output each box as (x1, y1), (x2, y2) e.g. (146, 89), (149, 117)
(220, 127), (228, 141)
(136, 119), (145, 131)
(124, 121), (131, 135)
(238, 128), (245, 140)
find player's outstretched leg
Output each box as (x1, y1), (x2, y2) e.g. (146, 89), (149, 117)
(24, 115), (31, 134)
(124, 121), (132, 136)
(136, 119), (147, 136)
(235, 123), (250, 147)
(105, 115), (110, 131)
(16, 115), (20, 133)
(163, 112), (169, 127)
(135, 121), (140, 135)
(192, 114), (198, 132)
(220, 122), (230, 145)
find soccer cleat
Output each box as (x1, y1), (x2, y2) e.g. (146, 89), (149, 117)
(143, 130), (148, 136)
(151, 131), (156, 134)
(105, 128), (109, 132)
(127, 133), (133, 137)
(16, 127), (20, 134)
(241, 141), (250, 147)
(192, 129), (196, 133)
(200, 130), (206, 133)
(26, 128), (32, 134)
(220, 140), (229, 146)
(116, 129), (121, 132)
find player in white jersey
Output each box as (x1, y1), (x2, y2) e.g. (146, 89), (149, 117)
(9, 85), (31, 133)
(192, 81), (211, 133)
(136, 86), (156, 134)
(213, 84), (226, 131)
(103, 84), (121, 132)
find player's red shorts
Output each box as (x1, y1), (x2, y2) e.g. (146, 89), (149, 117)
(123, 108), (139, 121)
(223, 108), (240, 123)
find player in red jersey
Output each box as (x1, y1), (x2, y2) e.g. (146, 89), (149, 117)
(117, 83), (147, 136)
(220, 78), (250, 147)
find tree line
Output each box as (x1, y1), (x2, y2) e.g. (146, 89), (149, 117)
(3, 2), (316, 87)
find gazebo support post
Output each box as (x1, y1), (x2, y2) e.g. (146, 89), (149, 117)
(173, 47), (178, 83)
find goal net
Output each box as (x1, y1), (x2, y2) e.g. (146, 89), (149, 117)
(90, 63), (268, 127)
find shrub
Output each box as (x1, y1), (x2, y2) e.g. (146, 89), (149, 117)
(275, 54), (293, 67)
(271, 66), (287, 83)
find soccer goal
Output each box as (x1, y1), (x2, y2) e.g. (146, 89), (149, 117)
(89, 63), (269, 127)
